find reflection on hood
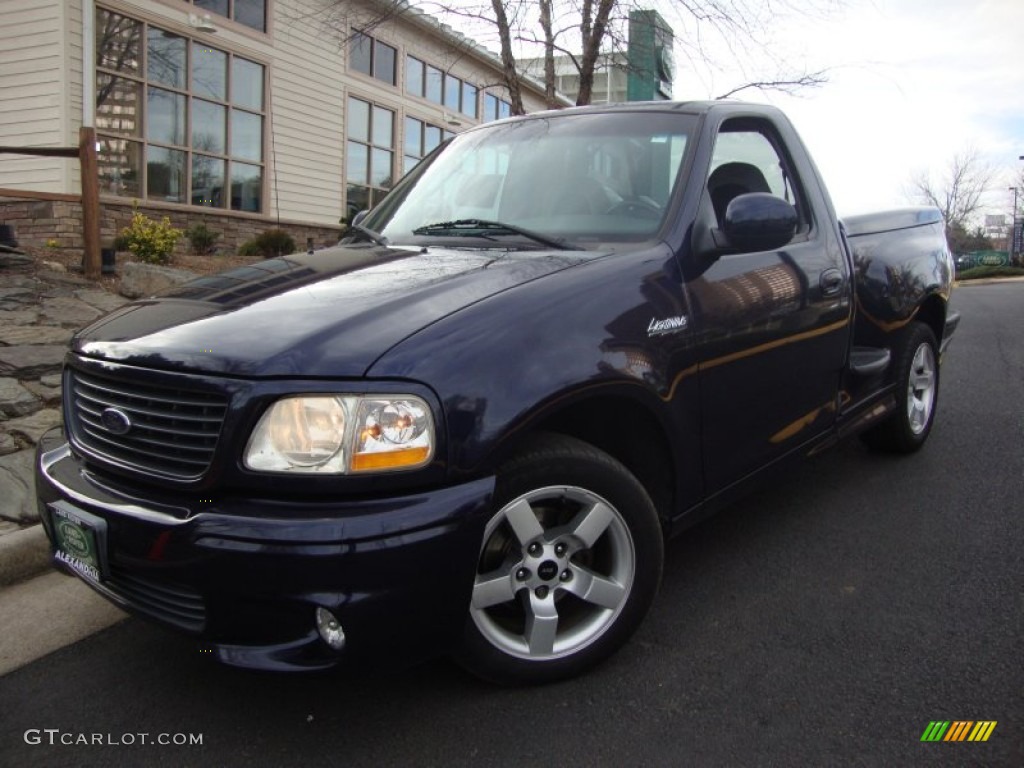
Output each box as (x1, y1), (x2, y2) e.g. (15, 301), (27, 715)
(74, 244), (602, 378)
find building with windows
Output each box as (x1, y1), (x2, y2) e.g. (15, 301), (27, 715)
(0, 0), (553, 253)
(519, 10), (674, 106)
(520, 53), (630, 106)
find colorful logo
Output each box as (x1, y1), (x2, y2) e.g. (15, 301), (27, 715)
(56, 519), (92, 559)
(920, 721), (997, 742)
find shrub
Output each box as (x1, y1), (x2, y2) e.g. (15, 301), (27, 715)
(237, 239), (262, 257)
(957, 266), (1024, 281)
(186, 223), (220, 256)
(238, 229), (296, 258)
(121, 210), (182, 264)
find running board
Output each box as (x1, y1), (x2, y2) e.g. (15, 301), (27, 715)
(850, 346), (891, 376)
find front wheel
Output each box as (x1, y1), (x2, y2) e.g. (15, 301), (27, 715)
(457, 434), (663, 685)
(861, 323), (940, 453)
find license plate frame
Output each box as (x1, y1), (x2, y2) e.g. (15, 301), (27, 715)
(49, 501), (109, 583)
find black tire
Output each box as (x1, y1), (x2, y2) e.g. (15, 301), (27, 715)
(457, 433), (663, 685)
(861, 323), (940, 453)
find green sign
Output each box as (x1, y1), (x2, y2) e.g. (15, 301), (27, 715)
(968, 250), (1010, 267)
(626, 10), (674, 101)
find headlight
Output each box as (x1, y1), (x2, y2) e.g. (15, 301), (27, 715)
(244, 395), (434, 474)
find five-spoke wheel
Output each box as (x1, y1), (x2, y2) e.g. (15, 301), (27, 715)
(906, 340), (936, 436)
(862, 322), (941, 453)
(458, 434), (662, 684)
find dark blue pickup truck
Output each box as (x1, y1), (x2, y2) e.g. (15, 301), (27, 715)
(36, 102), (958, 684)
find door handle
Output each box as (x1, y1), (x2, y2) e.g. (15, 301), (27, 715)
(820, 269), (844, 296)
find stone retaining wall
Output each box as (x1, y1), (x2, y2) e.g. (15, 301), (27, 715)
(0, 195), (344, 257)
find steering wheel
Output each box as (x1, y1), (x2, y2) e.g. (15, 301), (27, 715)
(606, 197), (662, 219)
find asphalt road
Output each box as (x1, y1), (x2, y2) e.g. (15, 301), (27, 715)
(1, 283), (1021, 767)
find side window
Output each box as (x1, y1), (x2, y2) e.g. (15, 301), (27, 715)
(706, 121), (807, 230)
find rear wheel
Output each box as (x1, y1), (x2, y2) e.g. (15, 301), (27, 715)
(458, 434), (663, 685)
(861, 323), (940, 453)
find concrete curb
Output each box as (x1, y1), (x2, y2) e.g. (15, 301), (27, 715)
(0, 524), (51, 587)
(955, 276), (1024, 287)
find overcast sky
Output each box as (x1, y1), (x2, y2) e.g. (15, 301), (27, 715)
(671, 0), (1024, 219)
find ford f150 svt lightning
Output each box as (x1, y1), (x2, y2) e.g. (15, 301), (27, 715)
(36, 102), (959, 684)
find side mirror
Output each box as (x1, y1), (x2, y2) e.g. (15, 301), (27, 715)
(351, 209), (370, 227)
(722, 193), (798, 253)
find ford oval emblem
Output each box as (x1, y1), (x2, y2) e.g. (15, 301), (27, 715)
(100, 407), (132, 435)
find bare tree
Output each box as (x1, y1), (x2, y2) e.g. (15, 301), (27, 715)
(907, 148), (996, 233)
(714, 72), (830, 99)
(314, 0), (833, 113)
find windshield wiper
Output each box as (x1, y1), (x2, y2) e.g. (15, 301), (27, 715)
(347, 222), (389, 247)
(412, 219), (581, 251)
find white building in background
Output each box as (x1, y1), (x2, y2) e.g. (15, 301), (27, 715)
(519, 53), (630, 106)
(0, 0), (554, 251)
(519, 9), (674, 107)
(983, 214), (1007, 242)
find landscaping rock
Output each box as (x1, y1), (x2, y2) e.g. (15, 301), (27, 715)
(0, 309), (40, 327)
(22, 379), (62, 406)
(0, 287), (38, 309)
(0, 325), (74, 346)
(0, 346), (67, 379)
(0, 378), (41, 418)
(3, 408), (61, 445)
(119, 262), (199, 299)
(38, 297), (103, 328)
(0, 449), (37, 523)
(0, 253), (33, 269)
(74, 289), (129, 313)
(0, 432), (17, 455)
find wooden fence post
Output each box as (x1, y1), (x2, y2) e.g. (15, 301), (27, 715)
(79, 127), (101, 279)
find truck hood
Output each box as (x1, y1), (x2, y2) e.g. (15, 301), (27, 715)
(73, 245), (601, 377)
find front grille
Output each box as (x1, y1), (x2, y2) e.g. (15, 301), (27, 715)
(108, 566), (206, 632)
(68, 368), (228, 481)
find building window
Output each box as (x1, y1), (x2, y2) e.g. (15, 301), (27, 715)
(406, 55), (478, 118)
(349, 31), (396, 85)
(444, 75), (460, 111)
(346, 96), (394, 220)
(425, 64), (443, 103)
(406, 56), (424, 97)
(483, 93), (512, 122)
(192, 0), (266, 33)
(403, 116), (445, 176)
(461, 82), (478, 118)
(95, 8), (266, 212)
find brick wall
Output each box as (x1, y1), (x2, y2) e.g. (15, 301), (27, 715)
(0, 195), (344, 256)
(0, 198), (82, 250)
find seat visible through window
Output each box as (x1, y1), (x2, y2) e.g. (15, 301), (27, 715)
(707, 162), (770, 226)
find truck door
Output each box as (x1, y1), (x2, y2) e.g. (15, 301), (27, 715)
(686, 117), (851, 493)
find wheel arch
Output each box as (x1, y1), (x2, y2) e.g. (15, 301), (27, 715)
(915, 292), (947, 347)
(496, 393), (678, 527)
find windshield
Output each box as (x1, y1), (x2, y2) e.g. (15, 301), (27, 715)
(362, 112), (694, 248)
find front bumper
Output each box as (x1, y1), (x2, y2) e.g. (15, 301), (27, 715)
(35, 427), (494, 671)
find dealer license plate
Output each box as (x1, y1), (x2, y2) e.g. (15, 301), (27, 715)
(50, 502), (107, 583)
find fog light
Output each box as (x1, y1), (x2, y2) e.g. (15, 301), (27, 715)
(315, 607), (346, 651)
